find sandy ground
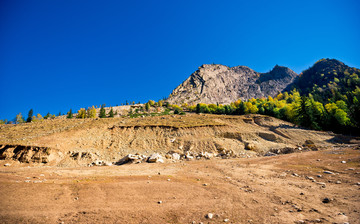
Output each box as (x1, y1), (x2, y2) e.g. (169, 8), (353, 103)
(0, 146), (359, 224)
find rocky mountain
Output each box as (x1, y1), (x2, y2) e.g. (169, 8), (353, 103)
(167, 64), (298, 105)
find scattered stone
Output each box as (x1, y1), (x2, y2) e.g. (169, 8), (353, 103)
(347, 168), (355, 170)
(24, 180), (31, 183)
(117, 154), (147, 165)
(4, 163), (10, 167)
(317, 175), (322, 178)
(39, 174), (45, 177)
(203, 183), (208, 186)
(341, 161), (346, 164)
(306, 176), (314, 181)
(167, 179), (171, 181)
(245, 143), (257, 151)
(292, 173), (299, 177)
(322, 197), (331, 203)
(223, 219), (229, 222)
(205, 213), (213, 219)
(317, 159), (321, 161)
(264, 152), (277, 157)
(317, 182), (326, 187)
(92, 160), (101, 166)
(157, 201), (162, 204)
(323, 171), (334, 174)
(74, 197), (79, 200)
(172, 153), (181, 160)
(147, 153), (164, 163)
(336, 181), (341, 184)
(356, 182), (360, 186)
(103, 161), (113, 166)
(300, 192), (304, 195)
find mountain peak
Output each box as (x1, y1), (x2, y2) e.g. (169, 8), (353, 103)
(167, 63), (297, 105)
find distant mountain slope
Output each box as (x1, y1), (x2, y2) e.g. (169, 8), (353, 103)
(287, 58), (360, 103)
(167, 64), (297, 105)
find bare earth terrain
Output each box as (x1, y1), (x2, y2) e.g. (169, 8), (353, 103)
(0, 114), (359, 223)
(0, 146), (359, 224)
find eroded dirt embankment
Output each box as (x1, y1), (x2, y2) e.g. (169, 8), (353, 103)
(0, 114), (352, 167)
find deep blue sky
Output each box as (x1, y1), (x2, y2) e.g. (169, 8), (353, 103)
(1, 0), (359, 121)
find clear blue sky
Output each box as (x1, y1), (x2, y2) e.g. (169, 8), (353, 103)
(1, 0), (359, 121)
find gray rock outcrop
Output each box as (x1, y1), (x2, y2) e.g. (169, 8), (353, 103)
(167, 64), (297, 105)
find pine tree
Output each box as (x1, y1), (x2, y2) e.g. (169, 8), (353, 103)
(44, 112), (51, 119)
(196, 103), (201, 114)
(145, 102), (150, 111)
(99, 105), (106, 118)
(67, 109), (73, 119)
(109, 107), (114, 117)
(295, 96), (312, 128)
(27, 109), (33, 122)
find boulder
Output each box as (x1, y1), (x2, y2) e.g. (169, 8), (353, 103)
(204, 152), (214, 159)
(264, 152), (277, 157)
(206, 213), (213, 219)
(245, 142), (257, 151)
(172, 153), (181, 160)
(117, 154), (146, 165)
(165, 152), (181, 160)
(147, 153), (164, 163)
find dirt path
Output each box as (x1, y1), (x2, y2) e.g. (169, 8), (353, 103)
(0, 146), (359, 224)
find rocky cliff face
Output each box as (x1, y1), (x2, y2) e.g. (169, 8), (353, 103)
(167, 64), (298, 105)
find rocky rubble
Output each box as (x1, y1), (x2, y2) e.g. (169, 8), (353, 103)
(86, 140), (322, 166)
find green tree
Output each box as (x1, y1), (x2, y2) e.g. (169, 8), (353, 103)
(44, 112), (51, 119)
(67, 109), (73, 119)
(109, 107), (114, 117)
(27, 109), (33, 122)
(196, 103), (201, 114)
(99, 105), (106, 118)
(295, 96), (312, 128)
(145, 102), (150, 111)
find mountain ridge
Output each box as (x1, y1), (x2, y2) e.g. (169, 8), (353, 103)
(167, 59), (359, 105)
(167, 63), (297, 105)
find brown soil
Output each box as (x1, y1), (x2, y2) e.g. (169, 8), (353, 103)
(0, 114), (350, 167)
(0, 146), (359, 224)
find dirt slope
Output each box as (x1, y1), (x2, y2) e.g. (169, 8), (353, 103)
(0, 146), (359, 223)
(0, 114), (342, 167)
